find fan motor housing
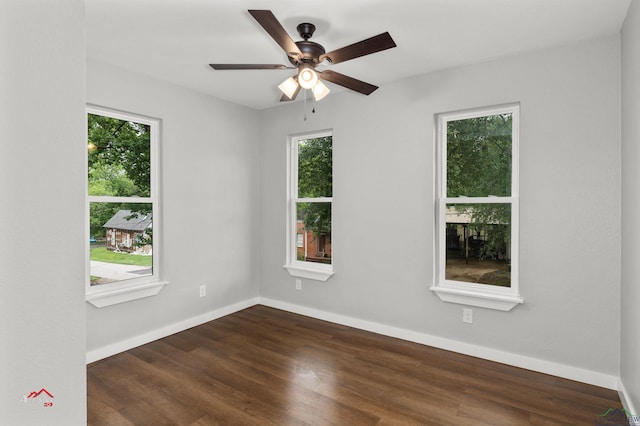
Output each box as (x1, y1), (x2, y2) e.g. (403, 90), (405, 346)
(287, 23), (325, 66)
(289, 40), (325, 66)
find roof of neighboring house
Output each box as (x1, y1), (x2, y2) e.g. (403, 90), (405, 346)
(103, 210), (152, 231)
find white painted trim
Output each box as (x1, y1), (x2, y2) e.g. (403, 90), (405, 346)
(430, 285), (523, 311)
(283, 264), (334, 281)
(434, 103), (522, 310)
(619, 379), (639, 417)
(285, 131), (334, 279)
(87, 296), (620, 391)
(258, 297), (618, 390)
(86, 280), (168, 308)
(86, 297), (259, 364)
(85, 105), (165, 305)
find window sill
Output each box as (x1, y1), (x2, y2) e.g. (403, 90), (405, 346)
(430, 285), (523, 311)
(86, 280), (168, 308)
(284, 264), (334, 282)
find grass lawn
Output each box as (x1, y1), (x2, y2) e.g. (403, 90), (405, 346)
(90, 247), (152, 267)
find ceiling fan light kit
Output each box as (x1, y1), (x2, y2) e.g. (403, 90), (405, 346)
(297, 64), (318, 89)
(278, 76), (299, 100)
(209, 10), (396, 104)
(312, 80), (330, 101)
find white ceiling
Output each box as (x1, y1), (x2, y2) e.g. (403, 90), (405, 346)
(86, 0), (631, 110)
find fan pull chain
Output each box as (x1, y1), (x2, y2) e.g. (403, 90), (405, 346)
(303, 89), (307, 121)
(303, 90), (317, 121)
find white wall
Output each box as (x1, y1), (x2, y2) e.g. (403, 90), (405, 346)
(258, 37), (621, 381)
(0, 1), (87, 424)
(85, 60), (260, 354)
(621, 0), (640, 413)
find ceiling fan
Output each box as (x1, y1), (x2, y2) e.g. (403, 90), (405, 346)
(209, 10), (397, 102)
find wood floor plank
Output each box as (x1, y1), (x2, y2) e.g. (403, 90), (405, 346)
(87, 305), (623, 425)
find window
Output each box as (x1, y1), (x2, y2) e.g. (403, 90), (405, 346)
(86, 106), (167, 307)
(285, 131), (334, 281)
(431, 104), (522, 311)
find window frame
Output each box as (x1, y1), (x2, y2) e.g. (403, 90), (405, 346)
(85, 105), (167, 307)
(431, 103), (523, 311)
(284, 130), (334, 281)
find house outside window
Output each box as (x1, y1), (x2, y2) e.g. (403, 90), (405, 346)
(285, 131), (334, 281)
(86, 106), (167, 307)
(431, 104), (522, 311)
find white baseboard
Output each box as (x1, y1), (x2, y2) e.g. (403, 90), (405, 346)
(619, 379), (638, 417)
(86, 295), (620, 392)
(86, 297), (259, 364)
(258, 297), (619, 390)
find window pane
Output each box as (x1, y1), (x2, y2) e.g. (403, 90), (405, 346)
(298, 136), (332, 198)
(445, 203), (511, 287)
(88, 114), (151, 197)
(296, 202), (332, 264)
(446, 113), (512, 197)
(89, 202), (153, 285)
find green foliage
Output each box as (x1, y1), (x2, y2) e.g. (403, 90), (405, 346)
(297, 202), (331, 236)
(89, 202), (118, 238)
(298, 136), (332, 198)
(297, 136), (332, 236)
(446, 114), (512, 197)
(88, 114), (151, 196)
(88, 162), (139, 197)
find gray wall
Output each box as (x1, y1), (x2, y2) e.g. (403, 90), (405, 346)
(258, 37), (622, 377)
(0, 1), (87, 424)
(621, 0), (640, 413)
(86, 60), (260, 353)
(0, 5), (632, 423)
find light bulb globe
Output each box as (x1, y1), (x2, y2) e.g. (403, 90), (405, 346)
(298, 65), (318, 89)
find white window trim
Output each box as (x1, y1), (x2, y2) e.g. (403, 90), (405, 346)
(431, 103), (522, 311)
(284, 130), (334, 282)
(85, 105), (167, 307)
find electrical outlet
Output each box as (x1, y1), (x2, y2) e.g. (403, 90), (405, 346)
(463, 308), (473, 324)
(295, 279), (302, 290)
(199, 285), (206, 297)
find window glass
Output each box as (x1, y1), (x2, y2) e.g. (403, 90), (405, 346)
(89, 202), (153, 285)
(297, 136), (332, 198)
(296, 202), (332, 264)
(445, 203), (511, 287)
(88, 114), (151, 197)
(88, 111), (155, 286)
(432, 104), (521, 310)
(286, 132), (333, 280)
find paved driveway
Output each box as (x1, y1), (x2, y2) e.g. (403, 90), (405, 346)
(90, 261), (151, 282)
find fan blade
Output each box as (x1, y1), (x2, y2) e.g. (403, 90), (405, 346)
(209, 64), (293, 70)
(321, 32), (396, 65)
(280, 85), (301, 102)
(318, 70), (378, 95)
(248, 10), (302, 57)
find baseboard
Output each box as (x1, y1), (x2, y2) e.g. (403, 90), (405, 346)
(258, 297), (619, 390)
(619, 379), (638, 417)
(86, 297), (259, 364)
(86, 295), (620, 392)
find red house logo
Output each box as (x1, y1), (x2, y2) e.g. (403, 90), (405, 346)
(17, 388), (54, 407)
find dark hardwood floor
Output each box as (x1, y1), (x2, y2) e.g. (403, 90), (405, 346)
(87, 305), (622, 425)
